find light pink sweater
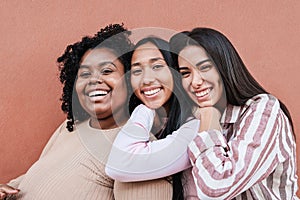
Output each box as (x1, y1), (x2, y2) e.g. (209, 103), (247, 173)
(7, 120), (172, 200)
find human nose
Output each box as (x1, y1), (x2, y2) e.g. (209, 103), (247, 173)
(191, 70), (204, 88)
(89, 71), (103, 84)
(142, 67), (155, 85)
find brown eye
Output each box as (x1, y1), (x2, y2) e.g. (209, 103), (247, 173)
(101, 68), (113, 75)
(152, 64), (165, 70)
(131, 68), (142, 76)
(180, 70), (190, 78)
(79, 71), (91, 78)
(199, 64), (213, 72)
(179, 67), (191, 78)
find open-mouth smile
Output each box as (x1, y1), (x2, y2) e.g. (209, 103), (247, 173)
(194, 88), (211, 98)
(142, 88), (162, 96)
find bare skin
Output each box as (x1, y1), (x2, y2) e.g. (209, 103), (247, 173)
(193, 106), (222, 132)
(0, 184), (19, 199)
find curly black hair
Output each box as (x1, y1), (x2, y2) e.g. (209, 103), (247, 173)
(57, 24), (134, 132)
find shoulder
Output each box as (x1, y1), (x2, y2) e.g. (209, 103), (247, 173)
(240, 94), (281, 120)
(56, 120), (69, 134)
(51, 119), (79, 137)
(245, 93), (280, 109)
(38, 120), (71, 157)
(47, 120), (69, 140)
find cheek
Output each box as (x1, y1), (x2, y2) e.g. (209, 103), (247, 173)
(164, 71), (174, 91)
(182, 78), (196, 101)
(216, 76), (224, 94)
(111, 76), (125, 88)
(219, 82), (225, 99)
(130, 76), (142, 91)
(181, 78), (190, 92)
(119, 80), (128, 97)
(112, 78), (128, 100)
(75, 79), (84, 94)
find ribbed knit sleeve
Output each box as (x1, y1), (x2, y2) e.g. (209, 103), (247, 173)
(114, 179), (172, 199)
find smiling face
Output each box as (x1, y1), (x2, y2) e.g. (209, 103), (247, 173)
(75, 48), (128, 128)
(178, 45), (226, 110)
(130, 42), (173, 109)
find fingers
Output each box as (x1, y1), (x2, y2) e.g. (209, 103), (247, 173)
(0, 192), (6, 200)
(194, 106), (222, 132)
(193, 106), (221, 119)
(0, 184), (20, 199)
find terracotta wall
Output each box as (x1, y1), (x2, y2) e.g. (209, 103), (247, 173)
(0, 0), (299, 195)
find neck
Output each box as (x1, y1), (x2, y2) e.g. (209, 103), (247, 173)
(215, 96), (227, 115)
(90, 110), (129, 130)
(152, 106), (169, 135)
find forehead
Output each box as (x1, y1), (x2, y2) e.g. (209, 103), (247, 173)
(132, 42), (164, 63)
(80, 48), (120, 65)
(178, 45), (209, 66)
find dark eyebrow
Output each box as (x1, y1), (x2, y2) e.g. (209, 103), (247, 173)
(149, 57), (164, 63)
(131, 62), (141, 67)
(178, 59), (212, 71)
(195, 59), (211, 67)
(178, 66), (189, 71)
(79, 65), (89, 69)
(98, 61), (117, 68)
(131, 57), (165, 67)
(79, 61), (116, 69)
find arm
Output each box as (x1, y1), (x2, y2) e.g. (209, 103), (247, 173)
(5, 121), (66, 190)
(106, 104), (199, 182)
(38, 120), (66, 158)
(189, 94), (282, 199)
(5, 175), (25, 190)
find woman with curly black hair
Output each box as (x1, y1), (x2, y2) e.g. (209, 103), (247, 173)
(0, 24), (172, 200)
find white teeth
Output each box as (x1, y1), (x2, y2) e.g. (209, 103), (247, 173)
(195, 88), (211, 97)
(144, 88), (161, 96)
(89, 90), (108, 97)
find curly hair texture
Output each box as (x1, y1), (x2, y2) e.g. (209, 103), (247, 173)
(57, 24), (133, 132)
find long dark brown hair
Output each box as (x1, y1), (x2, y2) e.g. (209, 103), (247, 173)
(129, 37), (188, 200)
(170, 27), (294, 136)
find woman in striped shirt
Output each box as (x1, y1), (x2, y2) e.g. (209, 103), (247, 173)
(169, 27), (298, 199)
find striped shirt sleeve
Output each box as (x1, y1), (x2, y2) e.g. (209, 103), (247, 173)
(188, 94), (283, 199)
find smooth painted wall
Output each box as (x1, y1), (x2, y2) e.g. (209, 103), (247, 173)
(0, 0), (299, 195)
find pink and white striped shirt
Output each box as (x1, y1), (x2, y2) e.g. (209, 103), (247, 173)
(188, 94), (299, 199)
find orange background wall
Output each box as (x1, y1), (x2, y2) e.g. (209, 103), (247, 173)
(1, 0), (299, 195)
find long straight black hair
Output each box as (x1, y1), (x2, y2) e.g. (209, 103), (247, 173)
(128, 36), (187, 200)
(169, 27), (294, 135)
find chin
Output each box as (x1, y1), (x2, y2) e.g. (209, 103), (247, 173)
(145, 105), (158, 110)
(146, 102), (163, 110)
(196, 102), (213, 108)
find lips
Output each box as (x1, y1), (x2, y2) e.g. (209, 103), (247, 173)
(194, 88), (211, 98)
(88, 90), (108, 97)
(142, 87), (162, 97)
(85, 88), (110, 102)
(143, 88), (161, 96)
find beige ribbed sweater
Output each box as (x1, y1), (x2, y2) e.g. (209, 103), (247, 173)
(7, 120), (172, 200)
